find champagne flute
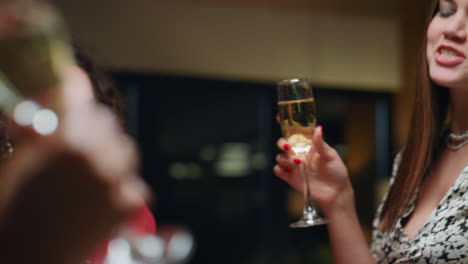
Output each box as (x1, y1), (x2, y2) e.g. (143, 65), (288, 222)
(0, 0), (74, 134)
(277, 78), (327, 228)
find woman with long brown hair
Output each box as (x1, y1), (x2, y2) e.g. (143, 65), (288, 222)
(274, 0), (467, 262)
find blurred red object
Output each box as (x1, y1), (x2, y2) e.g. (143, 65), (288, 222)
(87, 203), (156, 264)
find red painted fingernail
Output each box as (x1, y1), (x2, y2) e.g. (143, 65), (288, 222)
(285, 167), (292, 173)
(293, 158), (302, 164)
(283, 144), (291, 150)
(275, 114), (280, 124)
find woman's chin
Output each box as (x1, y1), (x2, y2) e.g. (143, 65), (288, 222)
(430, 75), (468, 90)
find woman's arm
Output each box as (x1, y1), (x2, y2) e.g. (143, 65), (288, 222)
(325, 191), (375, 264)
(274, 126), (375, 264)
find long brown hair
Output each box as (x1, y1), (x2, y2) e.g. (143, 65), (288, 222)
(379, 0), (450, 231)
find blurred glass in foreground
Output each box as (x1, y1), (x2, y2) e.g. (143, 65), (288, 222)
(0, 0), (74, 133)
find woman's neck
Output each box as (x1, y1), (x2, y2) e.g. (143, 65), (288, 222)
(450, 89), (468, 134)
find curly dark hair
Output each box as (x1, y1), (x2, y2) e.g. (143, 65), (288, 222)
(0, 47), (126, 158)
(73, 46), (126, 124)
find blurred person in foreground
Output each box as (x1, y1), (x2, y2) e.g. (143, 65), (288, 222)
(274, 0), (467, 263)
(0, 65), (149, 264)
(0, 51), (156, 263)
(0, 7), (154, 264)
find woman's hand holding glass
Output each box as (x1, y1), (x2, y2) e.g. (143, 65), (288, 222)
(273, 125), (353, 218)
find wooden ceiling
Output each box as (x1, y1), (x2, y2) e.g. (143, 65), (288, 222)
(182, 0), (401, 17)
(181, 0), (431, 19)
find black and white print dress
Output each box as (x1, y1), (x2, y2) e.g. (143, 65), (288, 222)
(370, 153), (468, 264)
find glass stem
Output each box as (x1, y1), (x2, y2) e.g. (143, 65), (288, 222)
(300, 155), (316, 219)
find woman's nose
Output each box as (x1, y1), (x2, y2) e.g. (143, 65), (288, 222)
(444, 14), (468, 41)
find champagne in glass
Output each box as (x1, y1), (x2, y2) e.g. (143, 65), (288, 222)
(278, 98), (316, 154)
(277, 78), (327, 228)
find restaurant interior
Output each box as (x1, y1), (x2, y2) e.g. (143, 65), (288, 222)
(53, 0), (432, 262)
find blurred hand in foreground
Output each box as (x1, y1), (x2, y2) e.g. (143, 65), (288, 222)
(0, 66), (149, 264)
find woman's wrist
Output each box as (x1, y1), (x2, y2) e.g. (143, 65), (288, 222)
(321, 182), (356, 219)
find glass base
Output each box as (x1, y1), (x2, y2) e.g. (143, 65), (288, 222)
(290, 214), (328, 228)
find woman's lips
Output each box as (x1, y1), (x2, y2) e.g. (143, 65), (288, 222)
(435, 46), (465, 66)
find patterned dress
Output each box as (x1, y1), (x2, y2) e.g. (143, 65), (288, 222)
(370, 153), (468, 264)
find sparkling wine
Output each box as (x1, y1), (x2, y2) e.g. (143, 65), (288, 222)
(278, 98), (316, 154)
